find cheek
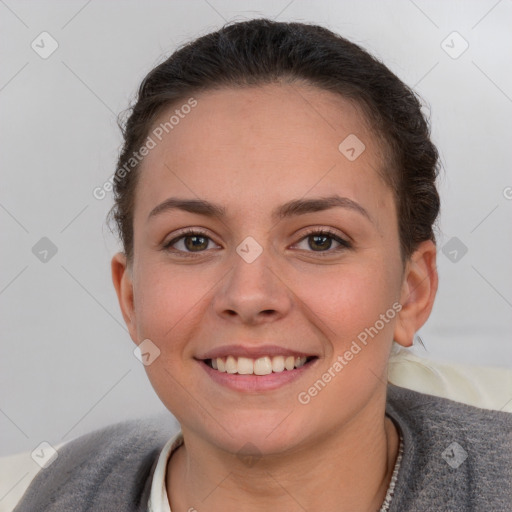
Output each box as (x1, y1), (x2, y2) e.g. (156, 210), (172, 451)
(301, 262), (400, 339)
(132, 262), (201, 347)
(132, 263), (206, 414)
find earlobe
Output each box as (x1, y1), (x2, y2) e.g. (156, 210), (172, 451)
(393, 240), (438, 348)
(111, 252), (138, 343)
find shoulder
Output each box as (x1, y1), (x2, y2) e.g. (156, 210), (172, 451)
(14, 413), (179, 512)
(387, 384), (512, 511)
(387, 382), (512, 437)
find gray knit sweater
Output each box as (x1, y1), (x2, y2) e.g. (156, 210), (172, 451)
(13, 384), (512, 511)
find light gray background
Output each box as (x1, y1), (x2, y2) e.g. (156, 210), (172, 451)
(1, 0), (511, 458)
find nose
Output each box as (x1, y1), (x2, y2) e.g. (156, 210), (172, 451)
(213, 244), (292, 325)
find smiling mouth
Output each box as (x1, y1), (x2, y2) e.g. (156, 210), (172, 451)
(203, 355), (318, 375)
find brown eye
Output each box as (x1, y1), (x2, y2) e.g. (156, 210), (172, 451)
(183, 235), (209, 251)
(308, 234), (333, 251)
(164, 230), (219, 254)
(294, 229), (351, 254)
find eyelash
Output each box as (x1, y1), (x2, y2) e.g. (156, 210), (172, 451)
(162, 227), (352, 258)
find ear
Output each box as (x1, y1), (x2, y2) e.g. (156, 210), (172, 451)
(393, 240), (438, 347)
(111, 252), (138, 344)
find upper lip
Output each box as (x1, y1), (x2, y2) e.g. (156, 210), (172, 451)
(197, 344), (317, 360)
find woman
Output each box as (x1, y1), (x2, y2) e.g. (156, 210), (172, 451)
(15, 18), (512, 512)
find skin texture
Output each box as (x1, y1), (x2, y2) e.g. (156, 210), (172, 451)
(112, 83), (438, 512)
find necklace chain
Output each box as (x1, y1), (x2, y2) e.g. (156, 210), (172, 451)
(378, 429), (404, 512)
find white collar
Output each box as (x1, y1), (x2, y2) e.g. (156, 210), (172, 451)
(147, 430), (184, 512)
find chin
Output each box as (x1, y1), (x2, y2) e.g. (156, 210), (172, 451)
(203, 410), (313, 457)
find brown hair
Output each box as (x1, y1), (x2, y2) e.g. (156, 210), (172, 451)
(109, 18), (440, 265)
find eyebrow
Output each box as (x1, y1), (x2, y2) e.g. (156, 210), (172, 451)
(147, 195), (373, 224)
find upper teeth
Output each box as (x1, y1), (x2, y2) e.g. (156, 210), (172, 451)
(210, 355), (308, 375)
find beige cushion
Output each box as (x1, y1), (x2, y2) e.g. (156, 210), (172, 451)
(388, 346), (512, 412)
(1, 348), (511, 512)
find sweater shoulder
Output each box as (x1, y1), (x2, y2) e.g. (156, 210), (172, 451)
(387, 382), (512, 441)
(386, 384), (512, 511)
(14, 413), (179, 512)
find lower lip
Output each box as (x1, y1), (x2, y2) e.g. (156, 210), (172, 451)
(198, 359), (317, 392)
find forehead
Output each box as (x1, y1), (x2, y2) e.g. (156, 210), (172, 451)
(134, 83), (392, 225)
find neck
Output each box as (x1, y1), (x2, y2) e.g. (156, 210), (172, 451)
(166, 410), (400, 512)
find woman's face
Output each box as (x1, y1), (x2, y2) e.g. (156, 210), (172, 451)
(113, 83), (431, 456)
